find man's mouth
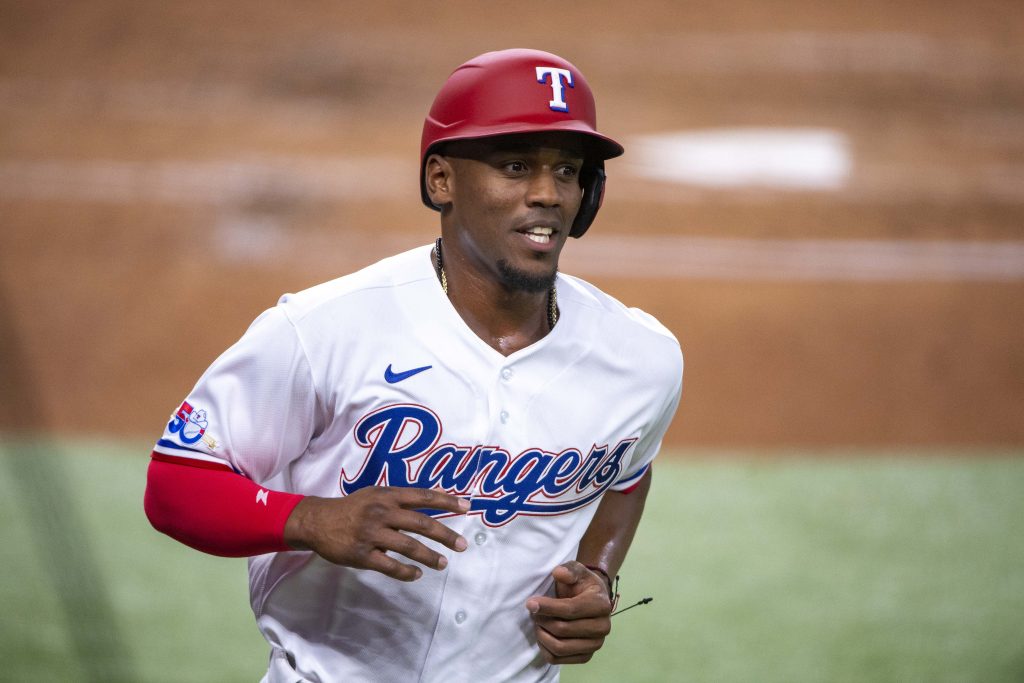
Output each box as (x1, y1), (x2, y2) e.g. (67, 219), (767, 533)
(522, 226), (555, 245)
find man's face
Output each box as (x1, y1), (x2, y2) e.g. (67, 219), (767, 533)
(441, 132), (586, 293)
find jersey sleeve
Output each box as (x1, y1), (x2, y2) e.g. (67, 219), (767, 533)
(152, 305), (319, 485)
(611, 357), (683, 492)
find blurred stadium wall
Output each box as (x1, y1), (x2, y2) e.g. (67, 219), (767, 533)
(1, 1), (1022, 448)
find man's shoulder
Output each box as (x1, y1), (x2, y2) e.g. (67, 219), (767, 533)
(559, 273), (679, 348)
(558, 274), (682, 395)
(276, 244), (434, 323)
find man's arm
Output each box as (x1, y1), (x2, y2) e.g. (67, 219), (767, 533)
(144, 454), (304, 557)
(145, 455), (469, 580)
(576, 466), (652, 580)
(526, 467), (652, 664)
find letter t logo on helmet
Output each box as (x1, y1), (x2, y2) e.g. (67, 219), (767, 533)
(535, 66), (574, 112)
(420, 48), (624, 238)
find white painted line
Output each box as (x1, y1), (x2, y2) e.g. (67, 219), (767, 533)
(3, 155), (1023, 204)
(600, 32), (1007, 78)
(3, 159), (1022, 282)
(624, 129), (851, 190)
(211, 229), (1024, 283)
(561, 235), (1024, 282)
(0, 78), (348, 125)
(0, 158), (408, 204)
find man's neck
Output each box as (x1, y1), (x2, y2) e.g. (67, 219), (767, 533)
(433, 249), (554, 356)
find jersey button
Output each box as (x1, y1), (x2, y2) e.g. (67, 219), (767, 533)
(454, 610), (468, 625)
(499, 410), (510, 424)
(474, 532), (487, 546)
(501, 367), (514, 380)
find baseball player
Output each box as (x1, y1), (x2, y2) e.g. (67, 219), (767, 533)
(145, 48), (683, 682)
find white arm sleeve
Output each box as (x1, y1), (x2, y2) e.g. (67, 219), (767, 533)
(154, 305), (319, 485)
(611, 360), (683, 491)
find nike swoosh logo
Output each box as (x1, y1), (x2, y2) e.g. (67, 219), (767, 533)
(385, 363), (433, 384)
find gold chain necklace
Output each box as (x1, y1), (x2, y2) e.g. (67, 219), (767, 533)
(434, 237), (558, 330)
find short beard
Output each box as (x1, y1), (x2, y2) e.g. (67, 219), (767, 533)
(497, 259), (556, 294)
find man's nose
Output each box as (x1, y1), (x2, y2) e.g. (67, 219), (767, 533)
(525, 170), (560, 207)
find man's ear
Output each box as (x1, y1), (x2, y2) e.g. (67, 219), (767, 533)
(424, 154), (454, 207)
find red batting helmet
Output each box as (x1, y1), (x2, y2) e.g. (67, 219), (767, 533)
(420, 49), (624, 238)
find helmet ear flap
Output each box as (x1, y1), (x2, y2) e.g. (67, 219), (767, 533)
(570, 164), (606, 238)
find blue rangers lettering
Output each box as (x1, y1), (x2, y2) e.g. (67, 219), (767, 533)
(340, 404), (636, 526)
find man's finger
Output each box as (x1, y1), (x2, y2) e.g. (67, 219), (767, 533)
(527, 592), (609, 620)
(388, 487), (470, 514)
(533, 615), (611, 640)
(534, 628), (603, 661)
(389, 509), (469, 552)
(362, 549), (423, 582)
(551, 561), (608, 600)
(551, 561), (586, 586)
(376, 529), (450, 570)
(539, 649), (596, 666)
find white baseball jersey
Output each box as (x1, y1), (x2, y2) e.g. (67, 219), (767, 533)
(154, 244), (683, 682)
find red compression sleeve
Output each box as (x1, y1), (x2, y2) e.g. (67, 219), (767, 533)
(144, 453), (304, 557)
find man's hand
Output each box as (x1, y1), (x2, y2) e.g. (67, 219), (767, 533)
(526, 561), (613, 664)
(283, 487), (469, 581)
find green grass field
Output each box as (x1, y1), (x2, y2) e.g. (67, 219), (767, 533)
(1, 438), (1022, 682)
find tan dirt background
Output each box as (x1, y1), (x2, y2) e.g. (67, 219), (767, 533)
(1, 1), (1022, 448)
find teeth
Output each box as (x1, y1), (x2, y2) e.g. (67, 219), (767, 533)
(524, 226), (554, 244)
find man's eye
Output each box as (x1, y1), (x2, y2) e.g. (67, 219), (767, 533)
(503, 161), (527, 173)
(556, 165), (580, 179)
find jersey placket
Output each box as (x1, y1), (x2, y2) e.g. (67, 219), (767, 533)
(418, 357), (528, 680)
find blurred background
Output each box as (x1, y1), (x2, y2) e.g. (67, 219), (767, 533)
(1, 1), (1022, 681)
(2, 0), (1022, 447)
